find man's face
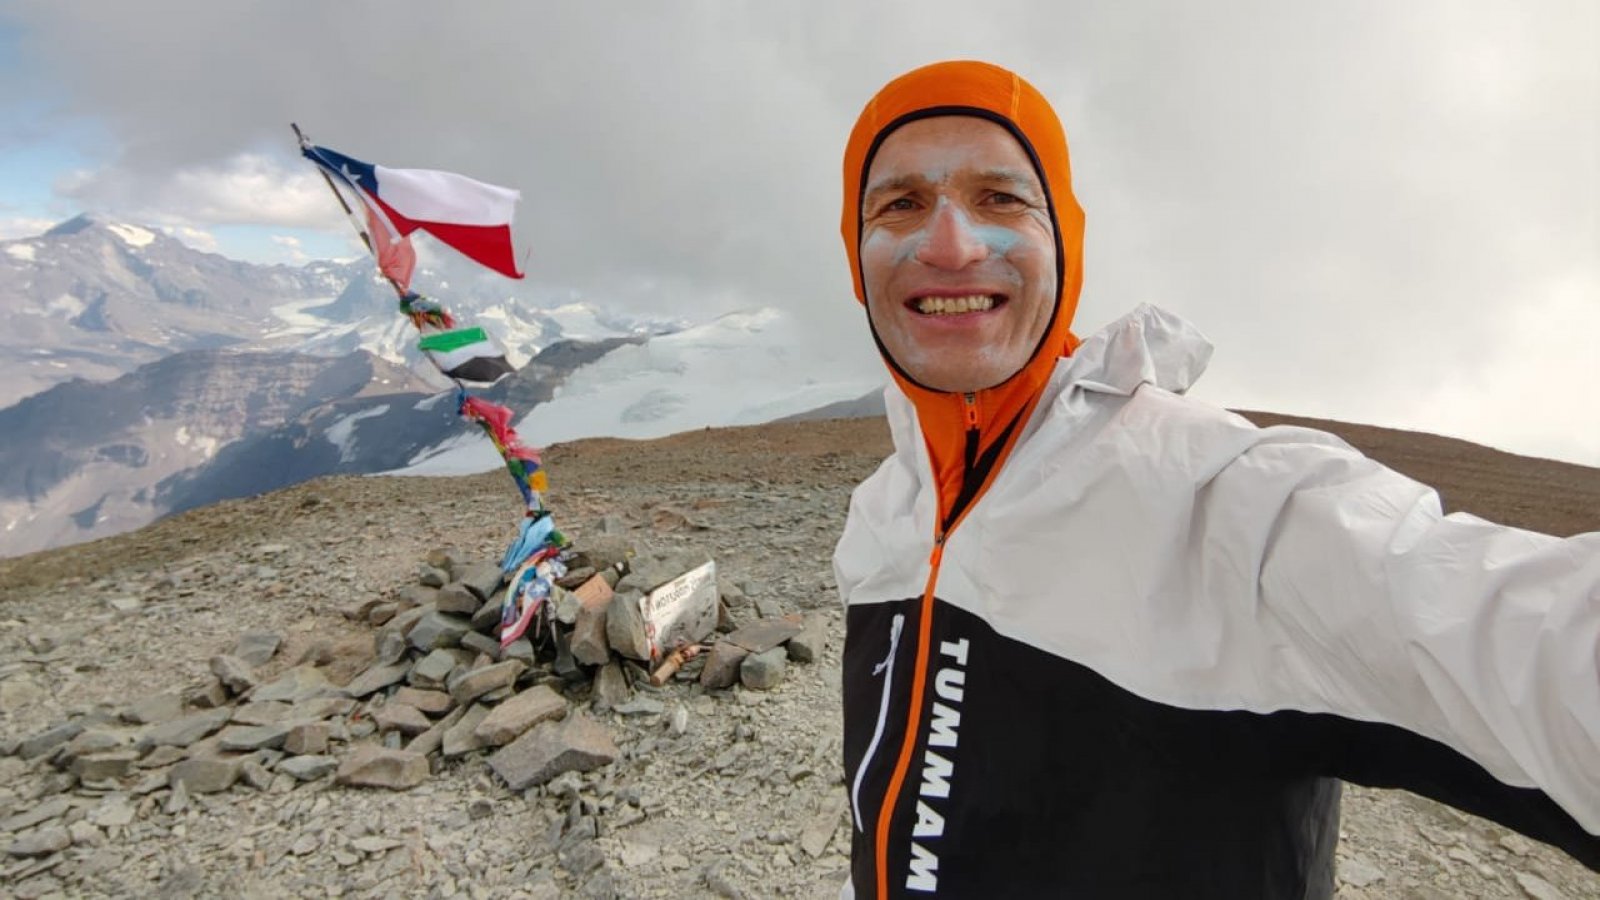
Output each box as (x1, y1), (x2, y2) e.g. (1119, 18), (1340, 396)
(860, 116), (1057, 393)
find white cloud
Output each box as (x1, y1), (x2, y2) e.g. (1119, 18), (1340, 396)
(56, 152), (346, 231)
(0, 216), (56, 241)
(159, 224), (218, 253)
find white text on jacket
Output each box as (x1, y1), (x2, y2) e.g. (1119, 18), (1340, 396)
(907, 637), (968, 892)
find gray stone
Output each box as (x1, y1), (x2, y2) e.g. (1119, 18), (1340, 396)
(394, 584), (439, 612)
(169, 756), (242, 794)
(230, 702), (289, 726)
(0, 797), (71, 833)
(186, 679), (229, 709)
(1337, 854), (1385, 888)
(740, 647), (787, 691)
(442, 704), (493, 758)
(240, 759), (273, 790)
(450, 660), (526, 706)
(366, 603), (398, 626)
(720, 581), (748, 608)
(19, 722), (83, 760)
(120, 692), (184, 726)
(136, 745), (186, 768)
(233, 629), (282, 667)
(754, 596), (785, 619)
(336, 745), (429, 790)
(787, 615), (825, 663)
(209, 654), (258, 694)
(592, 660), (631, 711)
(392, 687), (453, 715)
(475, 684), (569, 747)
(800, 792), (848, 858)
(137, 708), (231, 751)
(217, 724), (290, 752)
(503, 638), (535, 665)
(489, 713), (618, 791)
(405, 705), (467, 757)
(61, 728), (128, 762)
(163, 780), (190, 813)
(418, 564), (449, 588)
(725, 617), (803, 654)
(71, 750), (140, 781)
(554, 586), (582, 625)
(284, 722), (330, 756)
(372, 628), (409, 666)
(436, 582), (481, 615)
(278, 754), (338, 781)
(471, 595), (504, 633)
(699, 641), (750, 690)
(460, 630), (502, 662)
(6, 826), (70, 858)
(286, 696), (356, 720)
(459, 562), (504, 601)
(409, 649), (458, 689)
(342, 663), (410, 698)
(571, 605), (610, 667)
(373, 703), (432, 736)
(251, 665), (333, 703)
(605, 588), (652, 661)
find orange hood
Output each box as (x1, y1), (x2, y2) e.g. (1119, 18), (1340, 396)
(841, 60), (1086, 532)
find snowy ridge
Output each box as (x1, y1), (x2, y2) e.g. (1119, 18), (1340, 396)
(399, 308), (882, 476)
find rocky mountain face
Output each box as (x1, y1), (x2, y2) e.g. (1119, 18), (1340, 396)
(0, 418), (1596, 898)
(0, 349), (432, 558)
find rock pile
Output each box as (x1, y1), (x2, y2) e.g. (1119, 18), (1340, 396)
(2, 542), (827, 878)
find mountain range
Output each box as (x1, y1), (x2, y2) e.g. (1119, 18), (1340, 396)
(0, 215), (882, 557)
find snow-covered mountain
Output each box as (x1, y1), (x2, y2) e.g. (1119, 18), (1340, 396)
(401, 308), (885, 476)
(0, 214), (684, 408)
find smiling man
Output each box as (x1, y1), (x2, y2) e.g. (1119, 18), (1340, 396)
(834, 61), (1600, 899)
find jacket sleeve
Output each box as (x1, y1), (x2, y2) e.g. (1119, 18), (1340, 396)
(1198, 425), (1600, 844)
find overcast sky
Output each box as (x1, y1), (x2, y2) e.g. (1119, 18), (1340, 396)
(1, 1), (1595, 465)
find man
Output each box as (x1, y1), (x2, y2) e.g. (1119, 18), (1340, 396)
(834, 60), (1599, 899)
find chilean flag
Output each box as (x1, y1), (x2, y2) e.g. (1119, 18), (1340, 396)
(303, 144), (524, 279)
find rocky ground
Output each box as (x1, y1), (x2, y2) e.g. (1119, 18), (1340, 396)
(1, 415), (1597, 899)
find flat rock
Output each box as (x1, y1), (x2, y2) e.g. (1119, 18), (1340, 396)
(449, 660), (526, 706)
(503, 638), (535, 665)
(286, 696), (356, 721)
(120, 692), (184, 726)
(460, 630), (502, 662)
(406, 705), (467, 757)
(458, 562), (504, 601)
(342, 663), (410, 698)
(0, 797), (71, 833)
(19, 723), (83, 760)
(71, 750), (140, 781)
(436, 583), (481, 615)
(284, 722), (330, 755)
(699, 641), (750, 690)
(61, 728), (128, 762)
(169, 756), (242, 794)
(336, 745), (429, 790)
(614, 697), (665, 717)
(474, 684), (568, 747)
(1514, 873), (1566, 900)
(725, 617), (802, 654)
(442, 704), (493, 758)
(278, 755), (338, 781)
(138, 708), (232, 751)
(251, 666), (333, 703)
(230, 702), (290, 726)
(372, 703), (432, 736)
(570, 605), (610, 667)
(137, 745), (186, 768)
(408, 611), (472, 651)
(209, 654), (257, 694)
(393, 687), (453, 716)
(488, 713), (618, 791)
(186, 679), (229, 709)
(6, 826), (70, 858)
(372, 628), (408, 667)
(217, 724), (290, 752)
(740, 646), (787, 691)
(418, 563), (448, 588)
(233, 629), (282, 667)
(409, 648), (457, 689)
(471, 596), (504, 633)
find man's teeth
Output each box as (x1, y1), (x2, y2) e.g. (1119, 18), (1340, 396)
(915, 295), (996, 315)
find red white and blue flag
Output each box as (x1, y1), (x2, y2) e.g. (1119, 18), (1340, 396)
(303, 144), (524, 279)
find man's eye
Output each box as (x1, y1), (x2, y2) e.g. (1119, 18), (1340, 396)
(884, 197), (917, 212)
(986, 191), (1025, 206)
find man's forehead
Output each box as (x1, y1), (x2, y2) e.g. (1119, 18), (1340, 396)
(865, 116), (1040, 192)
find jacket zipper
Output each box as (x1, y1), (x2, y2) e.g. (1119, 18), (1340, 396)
(852, 613), (906, 833)
(871, 393), (981, 898)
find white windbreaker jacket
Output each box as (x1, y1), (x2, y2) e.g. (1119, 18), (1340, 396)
(835, 304), (1600, 898)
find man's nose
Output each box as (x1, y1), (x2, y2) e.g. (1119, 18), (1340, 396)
(914, 199), (988, 270)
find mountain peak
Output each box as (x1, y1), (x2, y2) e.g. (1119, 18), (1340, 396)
(42, 213), (163, 249)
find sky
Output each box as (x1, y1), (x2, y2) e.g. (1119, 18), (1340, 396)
(0, 0), (1596, 465)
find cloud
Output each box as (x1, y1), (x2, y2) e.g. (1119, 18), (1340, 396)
(0, 216), (56, 240)
(2, 0), (1596, 462)
(159, 224), (218, 253)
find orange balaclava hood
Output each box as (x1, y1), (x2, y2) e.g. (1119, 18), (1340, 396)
(842, 60), (1086, 532)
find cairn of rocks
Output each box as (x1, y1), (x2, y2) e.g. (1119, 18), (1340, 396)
(2, 540), (827, 876)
